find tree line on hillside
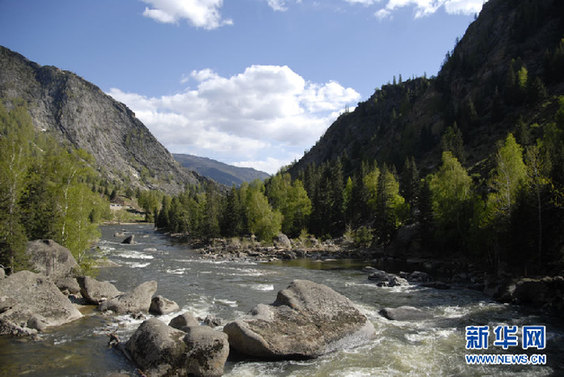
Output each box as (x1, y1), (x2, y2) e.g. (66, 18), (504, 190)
(0, 102), (110, 273)
(149, 97), (564, 276)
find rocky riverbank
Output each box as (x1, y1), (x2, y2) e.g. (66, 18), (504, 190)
(182, 233), (373, 263)
(0, 237), (378, 376)
(178, 232), (564, 318)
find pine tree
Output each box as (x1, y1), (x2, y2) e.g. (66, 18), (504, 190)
(220, 186), (242, 237)
(440, 122), (466, 163)
(400, 156), (419, 217)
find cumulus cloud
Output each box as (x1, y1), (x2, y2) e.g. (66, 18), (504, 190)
(109, 65), (360, 174)
(344, 0), (486, 19)
(141, 0), (232, 29)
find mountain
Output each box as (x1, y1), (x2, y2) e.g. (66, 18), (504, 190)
(0, 46), (205, 194)
(289, 0), (564, 177)
(173, 153), (270, 186)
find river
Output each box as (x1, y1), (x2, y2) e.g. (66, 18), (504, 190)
(1, 223), (563, 376)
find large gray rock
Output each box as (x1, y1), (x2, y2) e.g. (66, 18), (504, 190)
(78, 276), (121, 304)
(0, 267), (4, 279)
(368, 269), (409, 287)
(273, 233), (292, 249)
(99, 281), (157, 314)
(183, 326), (229, 377)
(511, 276), (564, 315)
(26, 239), (80, 280)
(0, 271), (82, 335)
(223, 280), (375, 360)
(149, 295), (180, 316)
(126, 318), (187, 376)
(55, 276), (81, 295)
(379, 306), (432, 321)
(126, 318), (229, 377)
(169, 312), (200, 330)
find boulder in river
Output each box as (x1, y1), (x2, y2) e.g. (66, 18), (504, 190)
(169, 312), (200, 330)
(78, 276), (121, 305)
(368, 269), (409, 287)
(126, 318), (229, 377)
(379, 306), (432, 321)
(26, 239), (80, 280)
(0, 271), (82, 335)
(511, 276), (564, 315)
(99, 280), (157, 314)
(223, 279), (375, 360)
(121, 235), (135, 244)
(149, 295), (180, 316)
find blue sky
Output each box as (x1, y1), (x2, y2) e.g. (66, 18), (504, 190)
(0, 0), (484, 174)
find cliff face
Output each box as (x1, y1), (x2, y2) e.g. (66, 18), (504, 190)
(289, 0), (564, 176)
(0, 46), (203, 194)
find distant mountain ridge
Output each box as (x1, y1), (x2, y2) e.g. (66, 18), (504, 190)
(0, 46), (206, 194)
(173, 153), (270, 186)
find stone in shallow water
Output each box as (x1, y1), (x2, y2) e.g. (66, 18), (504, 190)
(169, 312), (200, 330)
(149, 295), (180, 316)
(126, 318), (228, 377)
(99, 280), (157, 314)
(379, 306), (432, 321)
(223, 279), (375, 360)
(78, 276), (121, 304)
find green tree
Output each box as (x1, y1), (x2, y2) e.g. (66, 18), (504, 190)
(362, 164), (380, 212)
(284, 179), (312, 237)
(487, 134), (528, 220)
(220, 186), (243, 237)
(440, 122), (465, 163)
(343, 177), (354, 226)
(245, 188), (282, 242)
(428, 151), (473, 254)
(374, 165), (406, 244)
(400, 156), (419, 217)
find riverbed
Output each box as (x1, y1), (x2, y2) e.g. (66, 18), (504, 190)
(1, 223), (562, 376)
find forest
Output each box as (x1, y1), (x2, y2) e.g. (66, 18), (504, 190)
(146, 95), (564, 277)
(0, 101), (110, 273)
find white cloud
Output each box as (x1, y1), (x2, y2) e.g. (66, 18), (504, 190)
(344, 0), (379, 5)
(141, 0), (232, 29)
(266, 0), (302, 12)
(444, 0), (484, 15)
(267, 0), (288, 11)
(344, 0), (486, 18)
(109, 65), (360, 175)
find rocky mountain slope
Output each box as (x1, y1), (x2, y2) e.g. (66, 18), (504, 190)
(173, 153), (269, 186)
(289, 0), (564, 177)
(0, 46), (204, 194)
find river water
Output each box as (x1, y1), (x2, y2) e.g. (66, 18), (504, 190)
(1, 223), (563, 376)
